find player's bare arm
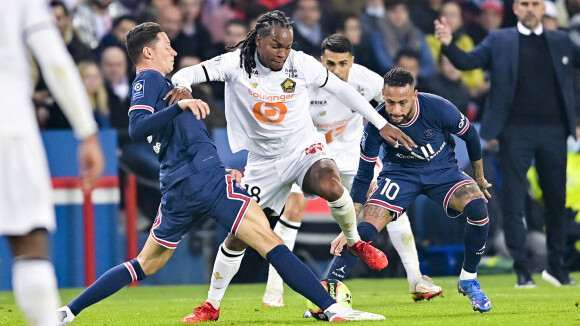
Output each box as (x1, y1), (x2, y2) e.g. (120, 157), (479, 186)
(178, 98), (210, 120)
(470, 159), (492, 199)
(164, 86), (193, 104)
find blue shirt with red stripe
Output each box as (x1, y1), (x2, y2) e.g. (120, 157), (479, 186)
(351, 92), (481, 204)
(128, 68), (223, 193)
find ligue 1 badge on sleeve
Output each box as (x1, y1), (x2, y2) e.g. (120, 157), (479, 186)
(281, 78), (296, 93)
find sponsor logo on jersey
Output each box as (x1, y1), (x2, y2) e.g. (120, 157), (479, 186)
(356, 85), (365, 97)
(423, 129), (435, 138)
(458, 115), (466, 129)
(310, 99), (328, 106)
(132, 80), (145, 100)
(280, 78), (296, 93)
(285, 67), (297, 77)
(248, 89), (294, 102)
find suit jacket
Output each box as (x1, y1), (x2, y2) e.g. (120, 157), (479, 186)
(442, 27), (580, 140)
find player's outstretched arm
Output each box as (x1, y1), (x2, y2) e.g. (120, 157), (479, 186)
(378, 124), (416, 151)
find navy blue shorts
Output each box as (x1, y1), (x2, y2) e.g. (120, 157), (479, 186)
(368, 165), (475, 219)
(150, 169), (251, 249)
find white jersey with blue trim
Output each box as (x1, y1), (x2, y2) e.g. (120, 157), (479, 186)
(196, 49), (331, 157)
(308, 64), (383, 174)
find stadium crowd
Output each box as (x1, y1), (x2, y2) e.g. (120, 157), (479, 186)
(33, 0), (580, 285)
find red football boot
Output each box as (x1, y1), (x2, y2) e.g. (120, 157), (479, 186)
(347, 240), (388, 270)
(181, 302), (220, 323)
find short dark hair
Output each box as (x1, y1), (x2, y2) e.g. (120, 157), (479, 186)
(50, 0), (69, 16)
(384, 68), (415, 87)
(321, 34), (353, 55)
(126, 22), (164, 64)
(394, 48), (420, 65)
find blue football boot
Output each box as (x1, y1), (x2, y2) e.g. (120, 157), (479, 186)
(457, 278), (491, 313)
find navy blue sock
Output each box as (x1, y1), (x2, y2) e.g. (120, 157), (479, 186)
(68, 259), (147, 316)
(266, 245), (335, 310)
(462, 198), (490, 273)
(325, 222), (379, 280)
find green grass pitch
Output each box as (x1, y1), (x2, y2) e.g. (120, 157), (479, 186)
(1, 273), (579, 325)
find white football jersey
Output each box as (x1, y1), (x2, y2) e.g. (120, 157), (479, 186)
(197, 49), (333, 157)
(309, 64), (384, 174)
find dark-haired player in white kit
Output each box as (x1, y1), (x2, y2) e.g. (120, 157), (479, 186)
(330, 68), (493, 313)
(171, 10), (416, 322)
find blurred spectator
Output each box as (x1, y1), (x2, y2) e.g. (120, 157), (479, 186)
(178, 0), (214, 62)
(289, 0), (332, 57)
(258, 0), (293, 10)
(50, 0), (93, 63)
(156, 5), (203, 70)
(358, 0), (386, 37)
(94, 15), (137, 66)
(424, 55), (471, 116)
(427, 1), (487, 93)
(78, 61), (111, 127)
(100, 46), (131, 144)
(336, 14), (376, 70)
(134, 0), (172, 23)
(409, 0), (443, 34)
(543, 0), (560, 29)
(370, 0), (435, 78)
(393, 48), (427, 90)
(73, 0), (128, 49)
(466, 0), (505, 45)
(212, 18), (249, 56)
(203, 0), (249, 44)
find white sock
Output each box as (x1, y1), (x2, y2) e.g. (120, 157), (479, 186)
(12, 259), (60, 326)
(386, 213), (422, 285)
(459, 269), (478, 280)
(328, 187), (360, 246)
(265, 215), (301, 295)
(207, 244), (245, 309)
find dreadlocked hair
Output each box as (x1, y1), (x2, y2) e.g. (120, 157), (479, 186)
(226, 10), (293, 78)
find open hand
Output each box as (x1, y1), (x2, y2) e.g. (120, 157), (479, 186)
(178, 99), (210, 119)
(379, 124), (416, 151)
(434, 17), (453, 46)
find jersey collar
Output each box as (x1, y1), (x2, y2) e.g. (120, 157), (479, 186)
(136, 68), (165, 76)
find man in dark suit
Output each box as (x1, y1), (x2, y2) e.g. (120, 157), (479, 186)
(434, 0), (580, 288)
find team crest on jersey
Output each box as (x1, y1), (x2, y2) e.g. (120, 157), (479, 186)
(280, 78), (296, 93)
(250, 83), (258, 88)
(132, 80), (145, 100)
(423, 129), (435, 138)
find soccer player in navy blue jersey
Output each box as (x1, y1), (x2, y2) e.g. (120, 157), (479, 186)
(56, 22), (386, 324)
(327, 68), (493, 313)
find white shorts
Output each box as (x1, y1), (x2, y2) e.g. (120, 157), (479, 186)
(242, 132), (331, 215)
(0, 133), (55, 235)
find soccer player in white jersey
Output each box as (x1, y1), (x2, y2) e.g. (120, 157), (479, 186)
(0, 1), (104, 325)
(171, 10), (416, 322)
(262, 34), (443, 308)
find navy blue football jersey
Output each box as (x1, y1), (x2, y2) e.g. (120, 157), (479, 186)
(351, 93), (481, 204)
(129, 69), (223, 193)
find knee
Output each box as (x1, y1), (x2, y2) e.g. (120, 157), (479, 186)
(224, 233), (248, 251)
(463, 198), (489, 224)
